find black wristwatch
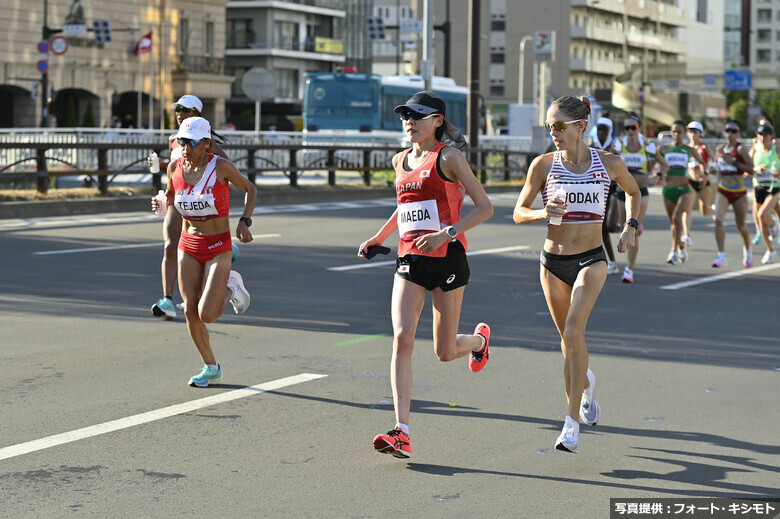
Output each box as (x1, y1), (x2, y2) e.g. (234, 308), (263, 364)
(239, 216), (252, 227)
(626, 218), (639, 230)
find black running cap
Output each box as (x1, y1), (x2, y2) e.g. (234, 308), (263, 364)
(394, 91), (446, 117)
(757, 123), (774, 135)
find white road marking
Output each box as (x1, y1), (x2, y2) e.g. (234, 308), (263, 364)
(0, 373), (327, 462)
(660, 263), (780, 290)
(328, 245), (530, 271)
(33, 234), (281, 255)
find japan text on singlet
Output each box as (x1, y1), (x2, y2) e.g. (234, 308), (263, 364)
(542, 148), (611, 225)
(618, 137), (654, 174)
(172, 153), (230, 221)
(394, 141), (466, 257)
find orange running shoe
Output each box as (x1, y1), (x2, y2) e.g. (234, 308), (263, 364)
(469, 322), (490, 373)
(373, 428), (411, 458)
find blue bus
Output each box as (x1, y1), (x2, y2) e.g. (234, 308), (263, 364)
(303, 72), (468, 133)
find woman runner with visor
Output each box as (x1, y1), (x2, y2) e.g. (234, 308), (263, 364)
(358, 91), (493, 459)
(151, 117), (257, 387)
(513, 95), (640, 453)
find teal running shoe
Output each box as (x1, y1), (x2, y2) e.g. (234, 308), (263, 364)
(751, 230), (762, 245)
(188, 363), (222, 387)
(151, 298), (176, 319)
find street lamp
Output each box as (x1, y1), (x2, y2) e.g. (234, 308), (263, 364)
(517, 35), (532, 104)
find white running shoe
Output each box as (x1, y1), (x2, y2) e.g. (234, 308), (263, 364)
(712, 253), (727, 268)
(743, 247), (754, 269)
(607, 261), (619, 275)
(579, 369), (601, 426)
(761, 249), (776, 264)
(227, 270), (251, 314)
(622, 267), (634, 284)
(666, 251), (678, 264)
(678, 247), (688, 263)
(681, 235), (693, 247)
(555, 416), (580, 454)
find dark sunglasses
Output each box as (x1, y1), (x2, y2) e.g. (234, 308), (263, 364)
(399, 110), (441, 121)
(624, 126), (638, 131)
(176, 137), (205, 147)
(544, 119), (584, 132)
(174, 105), (197, 113)
(724, 128), (739, 134)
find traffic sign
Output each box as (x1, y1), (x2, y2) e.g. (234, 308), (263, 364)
(724, 69), (751, 91)
(241, 67), (276, 102)
(50, 36), (69, 55)
(36, 60), (48, 74)
(37, 41), (49, 54)
(62, 24), (88, 36)
(533, 31), (555, 62)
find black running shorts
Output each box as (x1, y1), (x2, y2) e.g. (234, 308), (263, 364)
(540, 246), (607, 287)
(396, 240), (470, 291)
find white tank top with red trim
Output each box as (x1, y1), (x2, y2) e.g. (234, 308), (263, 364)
(542, 148), (611, 225)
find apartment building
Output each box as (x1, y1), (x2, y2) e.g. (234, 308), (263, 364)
(751, 0), (780, 89)
(0, 0), (233, 128)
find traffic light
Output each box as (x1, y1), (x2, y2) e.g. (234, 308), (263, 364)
(93, 19), (112, 44)
(366, 16), (386, 41)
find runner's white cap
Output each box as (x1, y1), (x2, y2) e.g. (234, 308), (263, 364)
(176, 117), (211, 140)
(687, 121), (704, 133)
(171, 95), (203, 113)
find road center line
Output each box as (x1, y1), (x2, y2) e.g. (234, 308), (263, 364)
(660, 263), (780, 290)
(328, 245), (530, 271)
(33, 234), (281, 255)
(0, 372), (327, 462)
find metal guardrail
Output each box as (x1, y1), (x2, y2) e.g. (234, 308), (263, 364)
(0, 129), (534, 194)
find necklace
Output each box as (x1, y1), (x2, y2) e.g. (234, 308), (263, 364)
(563, 153), (590, 172)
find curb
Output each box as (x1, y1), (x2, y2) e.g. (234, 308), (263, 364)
(0, 184), (521, 220)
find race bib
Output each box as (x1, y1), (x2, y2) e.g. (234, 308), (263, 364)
(665, 152), (688, 169)
(562, 183), (605, 223)
(397, 199), (441, 237)
(621, 152), (645, 171)
(175, 191), (219, 218)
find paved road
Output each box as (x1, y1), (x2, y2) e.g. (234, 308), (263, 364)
(0, 191), (778, 518)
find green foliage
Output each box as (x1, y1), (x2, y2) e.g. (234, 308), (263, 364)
(64, 98), (78, 127)
(755, 90), (780, 126)
(728, 99), (747, 127)
(81, 101), (96, 127)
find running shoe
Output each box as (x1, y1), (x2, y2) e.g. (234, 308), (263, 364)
(373, 428), (411, 458)
(678, 247), (688, 263)
(231, 242), (239, 263)
(579, 369), (601, 426)
(176, 302), (185, 310)
(622, 267), (634, 284)
(188, 363), (222, 387)
(227, 270), (250, 314)
(761, 249), (776, 264)
(743, 248), (754, 269)
(606, 261), (619, 275)
(666, 251), (678, 264)
(681, 235), (692, 247)
(554, 416), (580, 454)
(771, 216), (779, 242)
(751, 230), (762, 245)
(711, 253), (727, 268)
(469, 323), (490, 373)
(151, 298), (176, 319)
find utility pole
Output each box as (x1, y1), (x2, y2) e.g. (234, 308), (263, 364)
(467, 0), (480, 170)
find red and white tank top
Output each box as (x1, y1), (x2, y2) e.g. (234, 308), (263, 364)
(394, 142), (467, 257)
(172, 153), (230, 221)
(169, 137), (183, 162)
(717, 144), (744, 176)
(542, 148), (611, 225)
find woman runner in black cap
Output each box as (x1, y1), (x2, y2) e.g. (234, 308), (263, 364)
(358, 91), (494, 459)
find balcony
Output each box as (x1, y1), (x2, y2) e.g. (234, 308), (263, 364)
(571, 24), (625, 46)
(172, 55), (226, 75)
(226, 38), (346, 62)
(570, 57), (628, 76)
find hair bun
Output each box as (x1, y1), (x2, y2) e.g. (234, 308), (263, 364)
(580, 97), (591, 115)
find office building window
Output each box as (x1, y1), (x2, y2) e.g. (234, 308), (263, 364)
(227, 19), (252, 48)
(275, 21), (299, 51)
(758, 29), (771, 43)
(275, 68), (299, 98)
(757, 9), (771, 23)
(491, 47), (505, 63)
(696, 0), (708, 22)
(757, 49), (771, 63)
(178, 18), (189, 54)
(205, 21), (214, 56)
(491, 19), (505, 31)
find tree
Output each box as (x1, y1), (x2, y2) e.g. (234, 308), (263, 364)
(64, 98), (78, 127)
(81, 101), (96, 127)
(728, 98), (747, 128)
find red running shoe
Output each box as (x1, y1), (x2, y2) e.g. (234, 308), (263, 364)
(469, 323), (490, 373)
(373, 428), (411, 458)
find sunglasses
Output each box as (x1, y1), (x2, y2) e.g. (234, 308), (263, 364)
(724, 128), (739, 134)
(174, 106), (197, 113)
(624, 126), (638, 131)
(399, 110), (441, 121)
(687, 128), (700, 132)
(544, 119), (584, 132)
(176, 137), (205, 147)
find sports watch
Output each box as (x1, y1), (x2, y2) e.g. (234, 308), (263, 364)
(626, 218), (639, 230)
(239, 216), (252, 227)
(445, 226), (458, 242)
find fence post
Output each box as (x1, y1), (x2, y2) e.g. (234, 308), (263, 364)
(36, 148), (49, 194)
(362, 149), (371, 186)
(97, 149), (109, 195)
(327, 149), (336, 186)
(504, 151), (510, 181)
(288, 149), (298, 187)
(246, 148), (256, 185)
